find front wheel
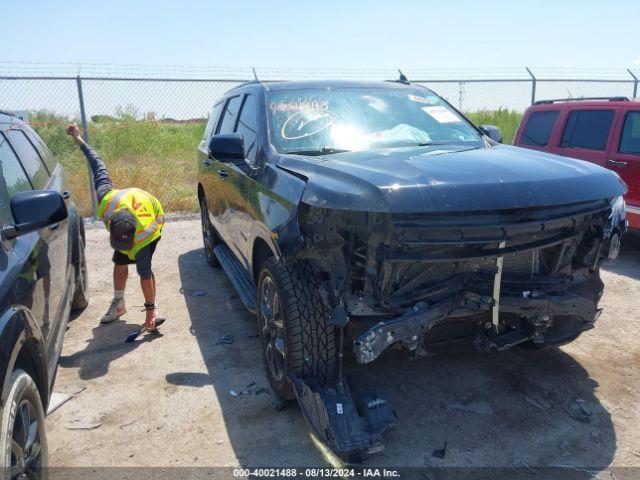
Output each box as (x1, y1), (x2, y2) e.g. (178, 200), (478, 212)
(200, 196), (220, 268)
(0, 370), (48, 479)
(257, 258), (337, 400)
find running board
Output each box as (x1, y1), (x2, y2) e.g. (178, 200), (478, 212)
(213, 244), (257, 314)
(289, 374), (396, 463)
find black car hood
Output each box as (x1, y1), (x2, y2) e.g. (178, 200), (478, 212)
(277, 144), (626, 213)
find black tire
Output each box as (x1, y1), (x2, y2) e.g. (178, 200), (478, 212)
(0, 369), (48, 479)
(200, 196), (220, 268)
(257, 257), (337, 400)
(71, 222), (89, 311)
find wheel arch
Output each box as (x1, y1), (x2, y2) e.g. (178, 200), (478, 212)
(0, 308), (49, 412)
(251, 236), (279, 284)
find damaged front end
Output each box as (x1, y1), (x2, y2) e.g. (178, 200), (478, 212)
(296, 196), (626, 363)
(286, 196), (624, 461)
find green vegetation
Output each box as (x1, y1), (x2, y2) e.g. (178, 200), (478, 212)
(30, 110), (206, 216)
(30, 108), (522, 217)
(466, 108), (523, 144)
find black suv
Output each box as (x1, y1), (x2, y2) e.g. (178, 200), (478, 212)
(0, 112), (89, 477)
(197, 81), (626, 460)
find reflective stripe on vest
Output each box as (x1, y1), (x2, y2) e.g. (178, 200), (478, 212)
(97, 188), (165, 260)
(98, 188), (133, 224)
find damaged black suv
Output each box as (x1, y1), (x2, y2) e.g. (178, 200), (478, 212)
(197, 80), (626, 460)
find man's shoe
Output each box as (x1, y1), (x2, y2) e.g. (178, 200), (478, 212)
(101, 298), (126, 324)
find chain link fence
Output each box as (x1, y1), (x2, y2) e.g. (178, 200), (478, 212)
(0, 63), (639, 216)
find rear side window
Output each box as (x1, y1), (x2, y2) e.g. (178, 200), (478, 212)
(217, 96), (242, 134)
(619, 111), (640, 155)
(521, 110), (559, 146)
(235, 94), (258, 164)
(5, 130), (50, 189)
(0, 134), (32, 224)
(560, 110), (614, 151)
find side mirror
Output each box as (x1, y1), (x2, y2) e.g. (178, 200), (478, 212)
(2, 190), (68, 240)
(479, 125), (503, 143)
(208, 133), (245, 164)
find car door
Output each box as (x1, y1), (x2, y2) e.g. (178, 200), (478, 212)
(606, 109), (640, 228)
(5, 128), (69, 344)
(211, 94), (249, 261)
(0, 133), (49, 351)
(555, 107), (620, 169)
(198, 101), (224, 229)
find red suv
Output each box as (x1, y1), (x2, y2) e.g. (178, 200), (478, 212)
(514, 97), (640, 229)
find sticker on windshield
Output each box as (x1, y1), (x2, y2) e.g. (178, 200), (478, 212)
(421, 106), (460, 123)
(408, 94), (438, 105)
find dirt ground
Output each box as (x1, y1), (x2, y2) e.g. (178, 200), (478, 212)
(46, 219), (640, 474)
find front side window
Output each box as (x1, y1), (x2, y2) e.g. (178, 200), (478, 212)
(560, 110), (614, 151)
(217, 96), (242, 134)
(5, 129), (50, 189)
(235, 94), (258, 163)
(203, 102), (224, 143)
(0, 134), (33, 224)
(619, 111), (640, 155)
(521, 110), (559, 146)
(266, 87), (483, 154)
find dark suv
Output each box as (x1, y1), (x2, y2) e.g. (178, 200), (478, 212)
(197, 81), (626, 460)
(0, 112), (89, 477)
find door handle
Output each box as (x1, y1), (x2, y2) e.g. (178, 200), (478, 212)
(202, 159), (212, 167)
(62, 190), (71, 200)
(217, 169), (229, 178)
(607, 159), (628, 168)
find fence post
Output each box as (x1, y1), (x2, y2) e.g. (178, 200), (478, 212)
(628, 69), (638, 98)
(76, 75), (97, 219)
(526, 67), (536, 104)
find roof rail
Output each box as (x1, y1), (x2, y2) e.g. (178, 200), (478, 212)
(534, 96), (629, 105)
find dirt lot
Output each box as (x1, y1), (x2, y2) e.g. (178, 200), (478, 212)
(46, 219), (640, 473)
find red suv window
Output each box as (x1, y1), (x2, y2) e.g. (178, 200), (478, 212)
(521, 110), (559, 146)
(560, 110), (614, 151)
(619, 111), (640, 155)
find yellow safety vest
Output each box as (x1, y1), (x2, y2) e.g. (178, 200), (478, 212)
(97, 188), (165, 260)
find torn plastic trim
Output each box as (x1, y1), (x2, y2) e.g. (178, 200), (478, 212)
(288, 373), (396, 463)
(353, 291), (599, 364)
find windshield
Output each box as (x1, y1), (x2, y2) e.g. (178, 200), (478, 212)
(266, 87), (484, 154)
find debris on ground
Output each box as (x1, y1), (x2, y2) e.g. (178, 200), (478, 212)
(47, 392), (73, 414)
(273, 399), (293, 411)
(564, 398), (592, 423)
(66, 422), (101, 430)
(526, 396), (552, 411)
(432, 441), (448, 459)
(448, 401), (494, 415)
(216, 334), (234, 345)
(230, 382), (267, 396)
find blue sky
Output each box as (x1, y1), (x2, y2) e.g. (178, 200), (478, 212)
(4, 0), (639, 69)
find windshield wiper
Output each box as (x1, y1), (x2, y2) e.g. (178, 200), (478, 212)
(284, 147), (351, 156)
(415, 141), (460, 147)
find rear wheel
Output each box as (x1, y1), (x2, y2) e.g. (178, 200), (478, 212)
(257, 258), (337, 400)
(200, 196), (220, 268)
(71, 222), (89, 311)
(0, 370), (48, 480)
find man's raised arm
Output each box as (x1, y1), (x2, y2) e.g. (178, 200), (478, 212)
(66, 123), (113, 203)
